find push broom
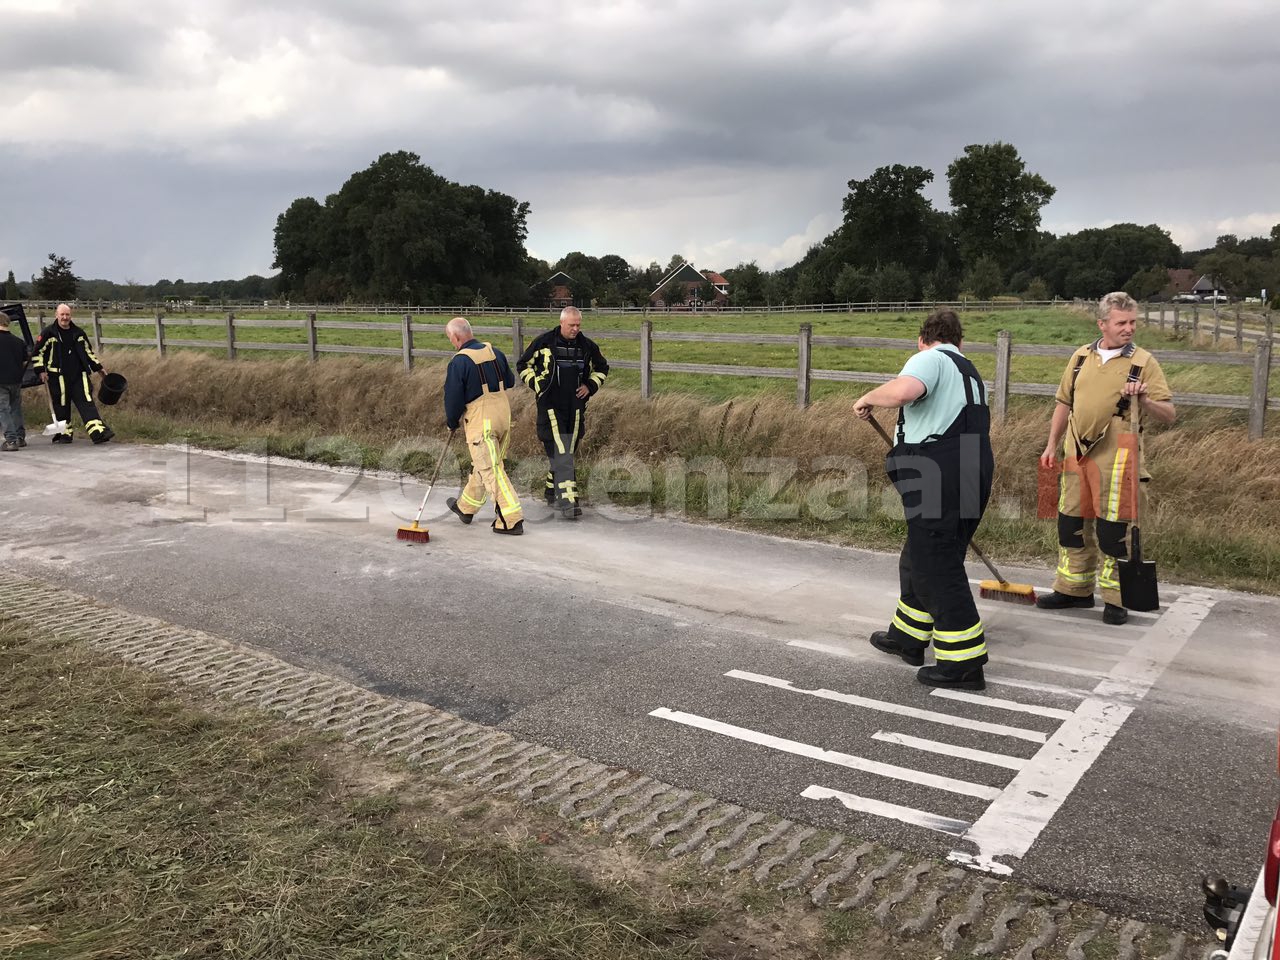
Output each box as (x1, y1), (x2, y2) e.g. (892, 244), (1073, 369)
(866, 416), (1036, 605)
(396, 431), (455, 543)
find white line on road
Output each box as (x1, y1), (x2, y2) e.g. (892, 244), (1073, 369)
(929, 689), (1075, 720)
(802, 785), (972, 836)
(786, 640), (1094, 701)
(996, 655), (1111, 680)
(872, 730), (1028, 771)
(949, 593), (1216, 875)
(650, 708), (1002, 798)
(724, 669), (1049, 743)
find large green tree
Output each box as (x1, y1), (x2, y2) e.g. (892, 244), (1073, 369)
(947, 143), (1055, 269)
(3, 270), (18, 300)
(32, 254), (79, 301)
(1030, 223), (1179, 298)
(272, 152), (530, 304)
(838, 164), (946, 275)
(723, 262), (766, 306)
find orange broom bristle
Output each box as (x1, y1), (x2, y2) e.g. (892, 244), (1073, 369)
(396, 525), (430, 543)
(979, 580), (1037, 604)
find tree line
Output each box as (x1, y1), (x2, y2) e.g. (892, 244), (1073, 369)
(6, 144), (1279, 309)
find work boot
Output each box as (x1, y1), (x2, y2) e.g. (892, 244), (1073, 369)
(492, 519), (524, 536)
(544, 487), (557, 506)
(446, 497), (473, 525)
(51, 434), (72, 444)
(869, 630), (925, 667)
(17, 437), (26, 447)
(1, 440), (18, 452)
(1035, 590), (1095, 610)
(1102, 603), (1129, 626)
(916, 664), (986, 691)
(90, 429), (113, 445)
(556, 499), (582, 520)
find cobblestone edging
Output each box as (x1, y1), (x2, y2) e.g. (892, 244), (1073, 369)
(0, 576), (1215, 960)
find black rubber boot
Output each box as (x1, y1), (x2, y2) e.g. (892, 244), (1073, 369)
(1035, 591), (1095, 610)
(869, 631), (926, 667)
(446, 497), (473, 525)
(916, 664), (986, 691)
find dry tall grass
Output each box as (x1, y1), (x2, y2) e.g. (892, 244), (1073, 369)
(111, 353), (1280, 590)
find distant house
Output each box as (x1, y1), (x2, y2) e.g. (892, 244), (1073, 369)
(542, 271), (575, 309)
(1161, 269), (1196, 300)
(1192, 273), (1226, 298)
(648, 262), (730, 308)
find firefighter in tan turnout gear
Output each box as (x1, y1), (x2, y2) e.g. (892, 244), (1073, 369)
(442, 317), (525, 535)
(1038, 292), (1176, 625)
(33, 303), (115, 444)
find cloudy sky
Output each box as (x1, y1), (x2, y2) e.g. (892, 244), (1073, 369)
(2, 0), (1278, 284)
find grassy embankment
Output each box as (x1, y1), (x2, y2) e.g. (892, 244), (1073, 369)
(3, 618), (864, 959)
(51, 307), (1280, 593)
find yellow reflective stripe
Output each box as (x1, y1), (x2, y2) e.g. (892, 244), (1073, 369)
(896, 599), (933, 624)
(484, 430), (520, 512)
(58, 376), (66, 405)
(589, 371), (606, 385)
(936, 643), (988, 662)
(1099, 557), (1119, 590)
(461, 491), (487, 507)
(82, 373), (92, 397)
(547, 410), (566, 454)
(890, 616), (931, 642)
(570, 410), (581, 449)
(933, 623), (985, 643)
(1105, 449), (1129, 522)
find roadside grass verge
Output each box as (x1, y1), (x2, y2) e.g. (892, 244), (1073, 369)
(43, 350), (1280, 594)
(2, 618), (857, 959)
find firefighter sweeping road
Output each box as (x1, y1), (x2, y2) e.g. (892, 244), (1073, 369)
(1, 440), (1277, 935)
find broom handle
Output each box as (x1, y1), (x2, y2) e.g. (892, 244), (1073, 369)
(1129, 399), (1141, 531)
(865, 414), (1007, 583)
(411, 430), (456, 526)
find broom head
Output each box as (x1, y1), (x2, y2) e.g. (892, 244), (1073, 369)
(396, 524), (430, 543)
(979, 579), (1037, 604)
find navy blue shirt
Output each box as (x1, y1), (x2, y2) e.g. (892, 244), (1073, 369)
(444, 340), (515, 430)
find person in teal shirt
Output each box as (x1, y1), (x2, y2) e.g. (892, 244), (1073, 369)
(853, 310), (994, 690)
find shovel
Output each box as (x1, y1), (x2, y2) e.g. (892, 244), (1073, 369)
(1118, 400), (1159, 611)
(41, 382), (69, 437)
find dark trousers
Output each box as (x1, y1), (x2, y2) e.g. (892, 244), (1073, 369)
(886, 515), (989, 673)
(536, 405), (585, 504)
(49, 372), (108, 439)
(0, 383), (24, 442)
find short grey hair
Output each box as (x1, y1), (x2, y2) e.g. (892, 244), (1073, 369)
(446, 316), (472, 339)
(559, 305), (582, 322)
(1098, 291), (1137, 319)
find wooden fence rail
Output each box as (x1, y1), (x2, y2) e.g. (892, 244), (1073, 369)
(54, 308), (1279, 440)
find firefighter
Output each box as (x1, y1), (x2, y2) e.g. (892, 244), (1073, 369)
(34, 303), (114, 444)
(1037, 291), (1175, 625)
(517, 306), (609, 519)
(853, 309), (994, 690)
(442, 317), (525, 535)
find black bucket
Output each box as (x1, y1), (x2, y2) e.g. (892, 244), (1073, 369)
(99, 372), (128, 406)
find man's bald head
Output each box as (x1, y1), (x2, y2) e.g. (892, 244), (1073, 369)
(56, 303), (73, 328)
(446, 316), (473, 349)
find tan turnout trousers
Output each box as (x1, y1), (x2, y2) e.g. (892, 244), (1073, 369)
(455, 343), (523, 528)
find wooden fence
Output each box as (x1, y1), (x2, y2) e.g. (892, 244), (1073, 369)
(50, 309), (1280, 440)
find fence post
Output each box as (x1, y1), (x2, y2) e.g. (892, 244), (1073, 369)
(306, 312), (318, 362)
(639, 320), (653, 399)
(1172, 304), (1180, 333)
(225, 311), (236, 360)
(1213, 308), (1221, 346)
(154, 311), (166, 357)
(91, 310), (103, 354)
(401, 313), (413, 373)
(1191, 304), (1200, 344)
(1248, 320), (1273, 440)
(512, 315), (524, 360)
(1235, 306), (1243, 350)
(796, 323), (812, 409)
(993, 330), (1012, 423)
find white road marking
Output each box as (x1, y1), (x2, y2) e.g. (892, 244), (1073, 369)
(872, 730), (1028, 771)
(725, 670), (1048, 743)
(949, 593), (1215, 875)
(929, 689), (1075, 721)
(786, 640), (1093, 701)
(650, 708), (1002, 798)
(802, 785), (971, 836)
(996, 655), (1111, 680)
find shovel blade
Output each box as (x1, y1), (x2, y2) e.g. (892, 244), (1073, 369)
(1119, 558), (1160, 612)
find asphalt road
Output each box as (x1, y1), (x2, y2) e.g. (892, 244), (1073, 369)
(1, 438), (1276, 930)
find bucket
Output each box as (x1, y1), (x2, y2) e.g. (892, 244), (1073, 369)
(98, 372), (128, 406)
